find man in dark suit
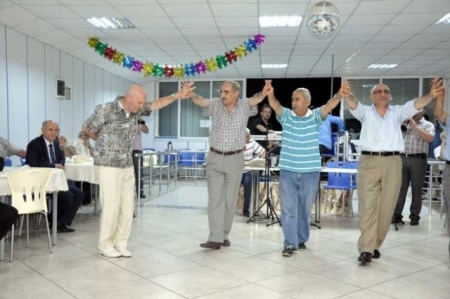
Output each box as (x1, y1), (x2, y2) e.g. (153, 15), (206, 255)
(26, 120), (83, 233)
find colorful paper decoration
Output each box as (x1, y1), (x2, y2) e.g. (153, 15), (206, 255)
(87, 34), (265, 78)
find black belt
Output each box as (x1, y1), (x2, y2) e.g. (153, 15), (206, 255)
(400, 153), (427, 159)
(209, 147), (244, 156)
(361, 151), (400, 157)
(446, 160), (450, 165)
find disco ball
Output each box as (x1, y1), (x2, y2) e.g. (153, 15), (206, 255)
(306, 1), (340, 36)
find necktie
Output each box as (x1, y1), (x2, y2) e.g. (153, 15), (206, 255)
(49, 144), (56, 164)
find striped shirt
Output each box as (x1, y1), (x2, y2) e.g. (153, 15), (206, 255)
(205, 98), (257, 152)
(276, 107), (323, 173)
(403, 117), (434, 154)
(243, 139), (265, 173)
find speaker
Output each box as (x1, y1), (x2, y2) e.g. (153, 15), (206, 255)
(56, 78), (65, 98)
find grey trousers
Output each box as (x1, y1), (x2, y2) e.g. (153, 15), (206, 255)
(395, 156), (428, 221)
(206, 151), (244, 243)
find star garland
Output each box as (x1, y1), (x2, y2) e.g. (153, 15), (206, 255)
(88, 34), (265, 78)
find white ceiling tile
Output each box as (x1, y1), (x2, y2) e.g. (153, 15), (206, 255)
(260, 27), (300, 36)
(354, 0), (411, 15)
(370, 34), (413, 42)
(129, 18), (175, 28)
(63, 28), (109, 40)
(210, 4), (257, 17)
(141, 28), (183, 38)
(9, 0), (59, 3)
(390, 13), (445, 25)
(54, 38), (85, 52)
(14, 18), (56, 37)
(215, 17), (258, 28)
(67, 5), (121, 18)
(0, 5), (36, 27)
(408, 34), (447, 43)
(420, 24), (450, 35)
(108, 0), (157, 4)
(333, 35), (373, 43)
(338, 25), (383, 35)
(220, 27), (261, 37)
(36, 29), (74, 45)
(180, 28), (221, 37)
(162, 4), (212, 18)
(57, 0), (109, 4)
(45, 18), (95, 29)
(404, 0), (450, 13)
(20, 5), (79, 18)
(379, 24), (429, 35)
(345, 14), (396, 26)
(172, 18), (216, 28)
(259, 3), (307, 15)
(362, 42), (401, 49)
(0, 0), (13, 9)
(113, 5), (166, 18)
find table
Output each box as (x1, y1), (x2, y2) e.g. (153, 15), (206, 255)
(65, 160), (99, 214)
(0, 166), (68, 260)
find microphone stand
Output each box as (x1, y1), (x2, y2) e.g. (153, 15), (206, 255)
(247, 124), (281, 226)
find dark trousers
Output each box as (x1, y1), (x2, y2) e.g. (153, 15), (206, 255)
(240, 172), (252, 213)
(74, 181), (93, 205)
(54, 181), (84, 226)
(0, 202), (19, 240)
(132, 149), (143, 195)
(395, 156), (428, 221)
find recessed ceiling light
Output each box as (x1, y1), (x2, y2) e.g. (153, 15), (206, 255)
(259, 16), (302, 28)
(367, 64), (398, 69)
(261, 64), (288, 69)
(87, 17), (135, 29)
(435, 12), (450, 24)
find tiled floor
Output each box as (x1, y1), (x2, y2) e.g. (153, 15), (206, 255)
(1, 184), (449, 299)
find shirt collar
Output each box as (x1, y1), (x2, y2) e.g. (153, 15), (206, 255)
(290, 108), (312, 117)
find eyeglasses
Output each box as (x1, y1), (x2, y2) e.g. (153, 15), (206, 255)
(372, 89), (391, 95)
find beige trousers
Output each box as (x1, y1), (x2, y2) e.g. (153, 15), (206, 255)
(95, 166), (135, 251)
(357, 155), (402, 253)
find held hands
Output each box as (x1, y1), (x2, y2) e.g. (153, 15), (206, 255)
(179, 81), (196, 99)
(429, 78), (445, 98)
(336, 78), (351, 99)
(263, 80), (274, 97)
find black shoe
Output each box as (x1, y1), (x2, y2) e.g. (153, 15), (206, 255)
(57, 224), (75, 233)
(358, 252), (372, 264)
(410, 219), (419, 226)
(373, 249), (381, 259)
(282, 245), (295, 257)
(200, 241), (222, 250)
(140, 192), (146, 199)
(243, 211), (250, 217)
(298, 242), (306, 251)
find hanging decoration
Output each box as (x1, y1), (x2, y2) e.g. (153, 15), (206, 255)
(87, 34), (265, 79)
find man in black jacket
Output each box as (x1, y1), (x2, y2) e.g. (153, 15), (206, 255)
(26, 120), (83, 233)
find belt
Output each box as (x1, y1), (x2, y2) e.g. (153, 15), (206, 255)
(400, 153), (427, 159)
(209, 147), (244, 156)
(446, 160), (450, 165)
(361, 151), (400, 157)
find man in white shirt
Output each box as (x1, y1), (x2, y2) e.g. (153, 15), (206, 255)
(69, 131), (94, 157)
(344, 80), (444, 264)
(241, 128), (265, 217)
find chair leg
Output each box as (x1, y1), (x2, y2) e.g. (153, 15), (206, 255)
(10, 224), (15, 263)
(18, 215), (24, 236)
(43, 213), (53, 254)
(26, 214), (30, 248)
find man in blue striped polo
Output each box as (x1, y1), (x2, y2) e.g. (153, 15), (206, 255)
(265, 80), (350, 257)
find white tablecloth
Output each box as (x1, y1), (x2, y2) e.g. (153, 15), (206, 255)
(65, 161), (98, 184)
(0, 166), (69, 196)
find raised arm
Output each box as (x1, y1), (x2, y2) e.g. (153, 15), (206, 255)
(248, 80), (271, 108)
(320, 79), (351, 119)
(147, 83), (195, 111)
(180, 81), (210, 108)
(265, 81), (282, 117)
(433, 78), (447, 123)
(415, 78), (444, 110)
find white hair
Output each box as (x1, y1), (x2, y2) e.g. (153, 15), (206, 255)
(293, 88), (311, 100)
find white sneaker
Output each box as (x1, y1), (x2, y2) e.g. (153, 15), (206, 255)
(98, 248), (121, 258)
(115, 247), (132, 257)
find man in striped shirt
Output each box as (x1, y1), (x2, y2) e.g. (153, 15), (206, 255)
(241, 128), (266, 217)
(265, 80), (349, 257)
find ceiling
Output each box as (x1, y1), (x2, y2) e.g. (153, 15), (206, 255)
(1, 0), (450, 84)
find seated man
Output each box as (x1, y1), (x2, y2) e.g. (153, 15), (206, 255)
(0, 202), (18, 240)
(26, 120), (84, 233)
(68, 130), (94, 157)
(241, 128), (266, 217)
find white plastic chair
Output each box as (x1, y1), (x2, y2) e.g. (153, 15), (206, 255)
(6, 168), (53, 262)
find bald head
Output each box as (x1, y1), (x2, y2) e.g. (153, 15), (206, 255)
(41, 120), (59, 142)
(123, 84), (147, 113)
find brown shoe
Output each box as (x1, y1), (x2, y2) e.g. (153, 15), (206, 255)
(200, 241), (221, 250)
(222, 240), (230, 247)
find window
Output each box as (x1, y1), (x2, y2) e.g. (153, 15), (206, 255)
(382, 78), (419, 105)
(157, 80), (245, 138)
(344, 79), (379, 119)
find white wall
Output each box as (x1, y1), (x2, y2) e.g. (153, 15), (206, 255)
(0, 25), (134, 163)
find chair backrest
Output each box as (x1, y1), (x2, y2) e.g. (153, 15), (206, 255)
(5, 158), (12, 166)
(179, 150), (194, 166)
(325, 161), (357, 188)
(6, 168), (52, 214)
